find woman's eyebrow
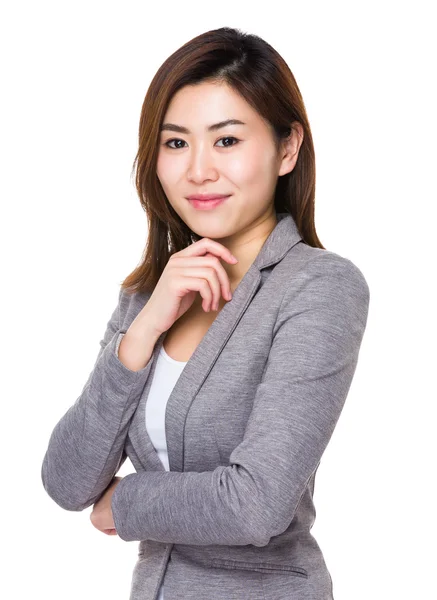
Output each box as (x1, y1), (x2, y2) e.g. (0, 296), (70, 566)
(160, 119), (246, 134)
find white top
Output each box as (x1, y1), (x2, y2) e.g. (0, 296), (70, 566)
(145, 344), (187, 471)
(117, 333), (187, 600)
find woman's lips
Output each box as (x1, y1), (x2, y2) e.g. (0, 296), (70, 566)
(188, 195), (231, 210)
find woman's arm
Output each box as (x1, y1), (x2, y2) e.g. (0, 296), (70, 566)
(41, 288), (158, 511)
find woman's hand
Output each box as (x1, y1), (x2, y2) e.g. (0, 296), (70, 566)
(129, 238), (238, 338)
(90, 476), (123, 536)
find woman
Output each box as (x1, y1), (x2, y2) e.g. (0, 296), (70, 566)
(41, 26), (370, 600)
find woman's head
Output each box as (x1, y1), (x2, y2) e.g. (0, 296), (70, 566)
(157, 79), (303, 243)
(122, 26), (324, 294)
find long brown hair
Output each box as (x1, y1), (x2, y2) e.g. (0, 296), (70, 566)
(121, 26), (324, 295)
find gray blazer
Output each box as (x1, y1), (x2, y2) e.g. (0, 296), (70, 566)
(41, 212), (370, 600)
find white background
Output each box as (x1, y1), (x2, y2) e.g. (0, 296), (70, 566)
(1, 1), (435, 598)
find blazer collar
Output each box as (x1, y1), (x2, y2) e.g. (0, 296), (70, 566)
(252, 211), (303, 270)
(127, 212), (303, 472)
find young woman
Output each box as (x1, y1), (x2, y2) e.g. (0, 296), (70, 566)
(41, 26), (370, 600)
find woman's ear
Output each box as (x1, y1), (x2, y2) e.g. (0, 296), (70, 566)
(278, 122), (304, 177)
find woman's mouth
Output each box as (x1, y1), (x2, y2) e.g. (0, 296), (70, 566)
(187, 195), (231, 210)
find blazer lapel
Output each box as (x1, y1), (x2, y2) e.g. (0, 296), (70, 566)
(127, 212), (303, 472)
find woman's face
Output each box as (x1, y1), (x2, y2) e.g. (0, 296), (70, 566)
(156, 81), (300, 241)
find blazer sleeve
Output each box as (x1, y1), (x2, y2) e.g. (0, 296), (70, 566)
(110, 253), (370, 546)
(41, 287), (155, 511)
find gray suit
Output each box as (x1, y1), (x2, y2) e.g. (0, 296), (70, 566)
(41, 212), (370, 599)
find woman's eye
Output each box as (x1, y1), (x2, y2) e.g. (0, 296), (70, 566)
(216, 136), (239, 147)
(165, 139), (185, 149)
(164, 136), (239, 149)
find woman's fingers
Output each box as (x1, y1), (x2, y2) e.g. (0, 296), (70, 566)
(170, 264), (223, 310)
(169, 255), (233, 307)
(176, 238), (238, 265)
